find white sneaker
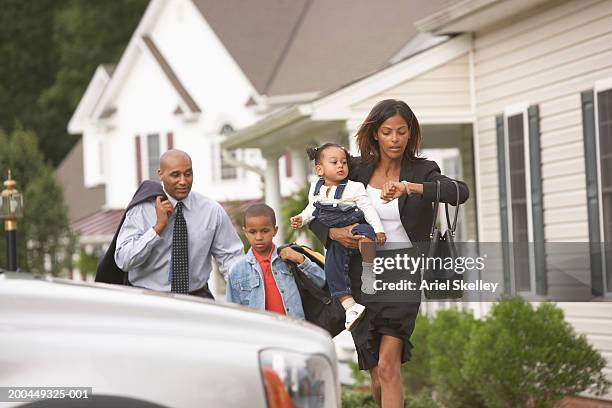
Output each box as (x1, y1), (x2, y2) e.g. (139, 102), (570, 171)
(345, 303), (366, 331)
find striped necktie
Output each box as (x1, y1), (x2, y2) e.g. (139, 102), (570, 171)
(171, 202), (189, 293)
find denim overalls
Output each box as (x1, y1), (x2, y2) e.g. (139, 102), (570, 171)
(312, 178), (376, 298)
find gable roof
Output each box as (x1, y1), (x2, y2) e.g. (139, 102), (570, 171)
(68, 64), (115, 134)
(193, 0), (459, 97)
(142, 35), (201, 113)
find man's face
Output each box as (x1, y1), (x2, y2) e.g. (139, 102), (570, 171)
(158, 155), (193, 201)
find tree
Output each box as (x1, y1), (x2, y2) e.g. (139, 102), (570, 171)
(0, 128), (70, 275)
(0, 0), (148, 166)
(36, 0), (148, 166)
(0, 0), (63, 137)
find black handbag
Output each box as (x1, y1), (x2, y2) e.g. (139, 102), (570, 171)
(423, 180), (464, 300)
(277, 244), (345, 337)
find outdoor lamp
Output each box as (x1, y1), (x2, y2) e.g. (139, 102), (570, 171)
(1, 170), (24, 271)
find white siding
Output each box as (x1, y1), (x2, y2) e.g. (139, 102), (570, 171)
(350, 53), (472, 120)
(473, 0), (612, 397)
(474, 0), (612, 242)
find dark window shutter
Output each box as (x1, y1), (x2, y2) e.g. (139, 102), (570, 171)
(135, 135), (142, 186)
(581, 90), (604, 296)
(167, 132), (174, 150)
(496, 114), (512, 292)
(285, 152), (292, 177)
(528, 105), (547, 295)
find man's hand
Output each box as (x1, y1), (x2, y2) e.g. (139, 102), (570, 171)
(153, 196), (173, 235)
(290, 215), (303, 229)
(330, 223), (362, 249)
(375, 232), (387, 245)
(278, 247), (305, 264)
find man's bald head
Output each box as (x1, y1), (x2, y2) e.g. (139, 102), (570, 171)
(157, 149), (193, 200)
(159, 149), (192, 171)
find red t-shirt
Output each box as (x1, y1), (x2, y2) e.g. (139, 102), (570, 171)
(253, 245), (286, 315)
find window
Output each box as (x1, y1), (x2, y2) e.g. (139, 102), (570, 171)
(507, 113), (531, 292)
(219, 124), (238, 180)
(147, 133), (160, 180)
(221, 149), (238, 180)
(497, 103), (542, 294)
(596, 87), (612, 291)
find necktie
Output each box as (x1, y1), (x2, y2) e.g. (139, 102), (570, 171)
(171, 202), (189, 293)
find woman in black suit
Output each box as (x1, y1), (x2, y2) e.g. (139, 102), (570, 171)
(310, 99), (469, 407)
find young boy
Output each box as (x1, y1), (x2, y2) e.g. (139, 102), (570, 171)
(226, 204), (326, 319)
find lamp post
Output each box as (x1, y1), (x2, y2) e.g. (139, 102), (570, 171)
(1, 170), (24, 271)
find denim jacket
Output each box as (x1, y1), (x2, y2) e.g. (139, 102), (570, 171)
(226, 247), (326, 319)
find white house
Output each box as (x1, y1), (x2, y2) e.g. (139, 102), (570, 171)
(67, 0), (456, 243)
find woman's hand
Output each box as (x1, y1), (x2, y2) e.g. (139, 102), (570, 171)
(278, 247), (305, 264)
(375, 232), (387, 245)
(330, 223), (361, 249)
(380, 181), (407, 203)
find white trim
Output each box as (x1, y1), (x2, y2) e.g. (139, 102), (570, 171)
(503, 103), (536, 295)
(593, 79), (612, 293)
(310, 34), (472, 120)
(91, 0), (167, 120)
(468, 39), (482, 243)
(68, 66), (112, 134)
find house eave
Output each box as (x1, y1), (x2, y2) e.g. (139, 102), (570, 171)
(416, 0), (553, 35)
(221, 104), (312, 150)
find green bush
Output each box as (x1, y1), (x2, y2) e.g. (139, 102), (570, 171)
(427, 308), (485, 408)
(341, 387), (377, 408)
(406, 388), (440, 408)
(402, 313), (433, 395)
(463, 296), (611, 408)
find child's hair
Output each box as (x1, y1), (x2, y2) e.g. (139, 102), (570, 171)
(243, 203), (276, 227)
(306, 142), (350, 164)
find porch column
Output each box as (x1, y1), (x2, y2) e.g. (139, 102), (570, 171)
(290, 146), (308, 190)
(263, 149), (284, 243)
(346, 123), (360, 156)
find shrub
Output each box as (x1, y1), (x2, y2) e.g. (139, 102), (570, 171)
(402, 313), (433, 395)
(407, 388), (440, 408)
(463, 296), (611, 408)
(427, 308), (486, 407)
(341, 387), (377, 408)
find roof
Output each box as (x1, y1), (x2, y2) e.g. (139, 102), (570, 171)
(415, 0), (552, 35)
(142, 35), (201, 113)
(193, 0), (459, 97)
(71, 209), (124, 237)
(101, 64), (116, 77)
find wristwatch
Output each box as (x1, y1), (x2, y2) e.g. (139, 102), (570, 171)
(401, 180), (411, 196)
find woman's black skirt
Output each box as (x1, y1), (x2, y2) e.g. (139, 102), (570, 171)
(348, 247), (421, 371)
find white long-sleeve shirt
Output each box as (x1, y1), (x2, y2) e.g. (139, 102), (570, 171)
(298, 179), (384, 233)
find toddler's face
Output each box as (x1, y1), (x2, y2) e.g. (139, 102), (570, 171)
(315, 146), (348, 184)
(243, 215), (277, 255)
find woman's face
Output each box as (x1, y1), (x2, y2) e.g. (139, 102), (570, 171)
(375, 113), (409, 161)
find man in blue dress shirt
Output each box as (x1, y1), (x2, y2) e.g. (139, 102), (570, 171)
(114, 149), (244, 298)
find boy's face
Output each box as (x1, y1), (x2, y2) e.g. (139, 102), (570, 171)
(243, 215), (278, 255)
